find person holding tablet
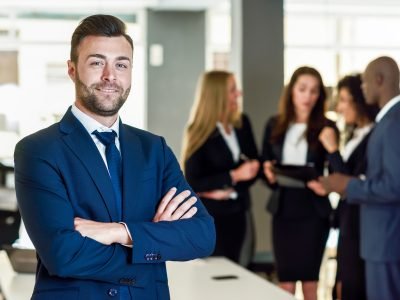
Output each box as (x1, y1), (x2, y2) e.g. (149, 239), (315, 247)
(261, 66), (338, 300)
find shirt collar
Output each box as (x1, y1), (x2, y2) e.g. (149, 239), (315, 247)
(71, 104), (120, 137)
(375, 94), (400, 123)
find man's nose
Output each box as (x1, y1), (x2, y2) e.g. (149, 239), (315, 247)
(101, 64), (116, 82)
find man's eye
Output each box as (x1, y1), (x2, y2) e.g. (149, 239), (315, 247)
(117, 63), (128, 69)
(90, 61), (103, 66)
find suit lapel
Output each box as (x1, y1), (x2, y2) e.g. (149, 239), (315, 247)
(59, 108), (119, 221)
(119, 125), (144, 221)
(211, 129), (235, 165)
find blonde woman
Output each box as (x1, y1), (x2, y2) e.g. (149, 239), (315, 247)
(182, 71), (259, 264)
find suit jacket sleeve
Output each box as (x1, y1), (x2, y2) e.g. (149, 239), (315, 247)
(347, 118), (400, 204)
(260, 117), (279, 189)
(126, 137), (216, 263)
(185, 148), (233, 192)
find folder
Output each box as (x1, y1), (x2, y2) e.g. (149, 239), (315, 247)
(272, 164), (319, 188)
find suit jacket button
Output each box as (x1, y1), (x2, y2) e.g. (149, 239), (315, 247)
(108, 288), (118, 297)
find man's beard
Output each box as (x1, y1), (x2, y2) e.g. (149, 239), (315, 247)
(75, 75), (131, 117)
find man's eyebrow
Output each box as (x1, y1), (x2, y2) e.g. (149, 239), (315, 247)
(86, 54), (106, 61)
(85, 54), (131, 63)
(116, 56), (131, 63)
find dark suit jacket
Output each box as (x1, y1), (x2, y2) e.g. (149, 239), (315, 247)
(347, 101), (400, 262)
(261, 116), (334, 218)
(184, 114), (258, 216)
(328, 130), (371, 238)
(14, 107), (215, 300)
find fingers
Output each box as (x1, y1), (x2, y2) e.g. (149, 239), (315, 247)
(263, 160), (276, 183)
(169, 196), (197, 221)
(154, 189), (195, 222)
(307, 180), (327, 196)
(153, 187), (177, 221)
(198, 189), (233, 200)
(181, 206), (198, 219)
(162, 190), (191, 217)
(237, 160), (259, 180)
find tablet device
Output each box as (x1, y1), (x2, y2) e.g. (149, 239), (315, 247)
(272, 164), (319, 188)
(3, 244), (37, 273)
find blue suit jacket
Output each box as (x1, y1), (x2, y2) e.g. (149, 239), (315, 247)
(14, 108), (215, 300)
(347, 101), (400, 262)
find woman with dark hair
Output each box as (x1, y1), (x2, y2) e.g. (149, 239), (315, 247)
(312, 74), (378, 300)
(262, 66), (338, 300)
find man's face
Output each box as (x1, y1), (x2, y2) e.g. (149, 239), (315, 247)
(68, 35), (133, 117)
(361, 66), (378, 105)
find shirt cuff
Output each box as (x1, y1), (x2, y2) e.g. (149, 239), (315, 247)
(119, 222), (133, 248)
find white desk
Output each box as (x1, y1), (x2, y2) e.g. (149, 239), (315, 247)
(167, 257), (294, 300)
(0, 252), (294, 300)
(0, 251), (34, 300)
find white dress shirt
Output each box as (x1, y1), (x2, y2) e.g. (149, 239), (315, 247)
(375, 94), (400, 123)
(71, 104), (120, 172)
(282, 123), (308, 165)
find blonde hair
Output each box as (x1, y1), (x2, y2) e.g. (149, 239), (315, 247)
(181, 70), (242, 165)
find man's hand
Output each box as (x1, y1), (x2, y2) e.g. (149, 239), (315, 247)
(74, 218), (132, 245)
(153, 188), (198, 222)
(318, 173), (353, 196)
(197, 188), (234, 201)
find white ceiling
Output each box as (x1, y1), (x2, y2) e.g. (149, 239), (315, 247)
(0, 0), (228, 14)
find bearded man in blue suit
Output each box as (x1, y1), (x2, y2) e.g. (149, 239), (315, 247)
(14, 14), (215, 300)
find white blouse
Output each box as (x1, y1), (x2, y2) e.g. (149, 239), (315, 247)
(282, 123), (308, 165)
(216, 122), (241, 163)
(342, 124), (373, 162)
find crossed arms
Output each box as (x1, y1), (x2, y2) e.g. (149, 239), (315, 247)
(14, 134), (215, 285)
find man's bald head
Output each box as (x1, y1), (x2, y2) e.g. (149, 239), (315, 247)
(362, 56), (400, 107)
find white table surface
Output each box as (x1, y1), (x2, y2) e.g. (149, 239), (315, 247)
(0, 251), (294, 300)
(0, 251), (34, 300)
(167, 257), (294, 300)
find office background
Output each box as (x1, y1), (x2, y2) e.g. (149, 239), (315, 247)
(1, 0), (400, 260)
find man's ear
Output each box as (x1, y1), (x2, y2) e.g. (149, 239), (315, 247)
(67, 60), (76, 82)
(376, 72), (384, 86)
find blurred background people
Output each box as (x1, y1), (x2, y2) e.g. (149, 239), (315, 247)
(181, 70), (259, 265)
(261, 66), (338, 300)
(315, 56), (400, 300)
(316, 74), (378, 300)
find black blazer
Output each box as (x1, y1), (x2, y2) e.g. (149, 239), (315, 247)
(328, 129), (372, 238)
(261, 116), (335, 218)
(184, 114), (258, 216)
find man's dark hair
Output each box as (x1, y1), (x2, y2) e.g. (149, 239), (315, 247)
(70, 14), (134, 63)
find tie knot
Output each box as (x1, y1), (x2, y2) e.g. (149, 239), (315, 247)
(93, 130), (117, 146)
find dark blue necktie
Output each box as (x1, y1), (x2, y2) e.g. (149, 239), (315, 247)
(93, 130), (130, 299)
(93, 130), (122, 220)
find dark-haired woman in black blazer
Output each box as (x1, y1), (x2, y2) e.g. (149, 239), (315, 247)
(182, 71), (259, 265)
(262, 66), (338, 300)
(313, 74), (378, 300)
